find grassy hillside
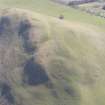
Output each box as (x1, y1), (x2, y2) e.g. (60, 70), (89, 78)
(0, 0), (105, 105)
(0, 0), (105, 27)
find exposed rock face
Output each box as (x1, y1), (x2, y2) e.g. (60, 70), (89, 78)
(53, 0), (96, 5)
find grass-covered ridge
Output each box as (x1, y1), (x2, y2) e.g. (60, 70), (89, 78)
(0, 0), (105, 105)
(0, 8), (105, 105)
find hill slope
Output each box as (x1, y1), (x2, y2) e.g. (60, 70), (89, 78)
(0, 8), (105, 105)
(0, 0), (105, 27)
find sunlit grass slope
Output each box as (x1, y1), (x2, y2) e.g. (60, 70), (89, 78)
(0, 0), (105, 27)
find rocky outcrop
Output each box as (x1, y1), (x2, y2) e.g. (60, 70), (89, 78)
(53, 0), (96, 5)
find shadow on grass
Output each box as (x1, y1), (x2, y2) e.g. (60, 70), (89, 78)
(0, 83), (14, 104)
(18, 19), (35, 54)
(0, 16), (11, 35)
(23, 57), (49, 86)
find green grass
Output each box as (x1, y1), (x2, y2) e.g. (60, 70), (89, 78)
(0, 0), (105, 27)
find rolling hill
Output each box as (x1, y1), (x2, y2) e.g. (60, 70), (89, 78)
(0, 0), (105, 105)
